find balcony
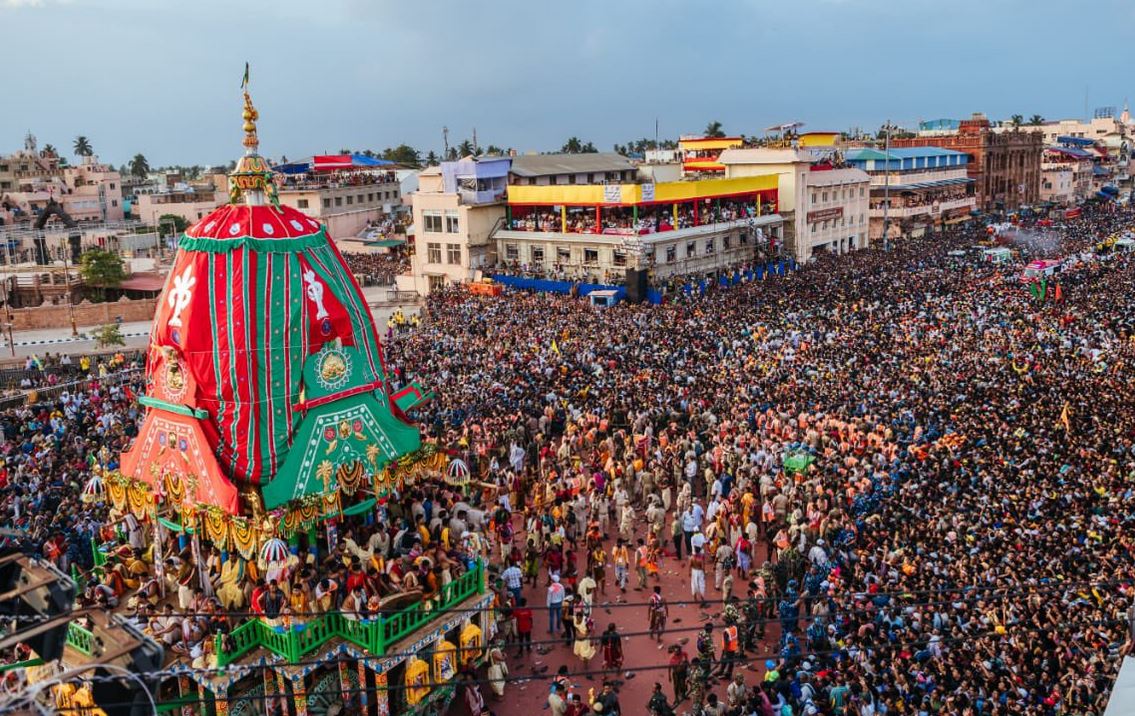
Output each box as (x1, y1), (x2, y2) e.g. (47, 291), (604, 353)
(213, 560), (485, 667)
(869, 196), (975, 219)
(458, 188), (506, 206)
(494, 216), (781, 246)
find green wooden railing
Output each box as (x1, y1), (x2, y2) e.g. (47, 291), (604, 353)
(66, 622), (95, 655)
(215, 560), (484, 667)
(0, 658), (44, 673)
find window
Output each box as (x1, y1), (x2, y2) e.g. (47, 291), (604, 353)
(357, 194), (364, 204)
(111, 199), (118, 207)
(583, 248), (599, 265)
(666, 246), (677, 263)
(446, 244), (461, 264)
(612, 250), (627, 266)
(427, 242), (442, 263)
(334, 197), (343, 207)
(423, 211), (443, 233)
(739, 232), (749, 245)
(822, 191), (828, 202)
(557, 247), (571, 262)
(811, 223), (817, 234)
(505, 244), (519, 260)
(367, 193), (374, 202)
(528, 177), (538, 185)
(811, 193), (817, 204)
(322, 198), (331, 209)
(587, 173), (595, 183)
(705, 239), (715, 254)
(445, 211), (459, 233)
(346, 196), (354, 205)
(569, 174), (577, 184)
(297, 199), (309, 208)
(723, 235), (731, 250)
(860, 187), (865, 197)
(548, 175), (558, 185)
(110, 183), (116, 189)
(686, 241), (697, 258)
(532, 247), (545, 264)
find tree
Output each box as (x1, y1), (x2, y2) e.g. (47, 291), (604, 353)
(1009, 114), (1024, 128)
(425, 151), (439, 166)
(73, 136), (93, 157)
(159, 213), (189, 237)
(129, 153), (151, 179)
(42, 143), (57, 157)
(456, 139), (475, 158)
(78, 248), (126, 302)
(484, 145), (504, 156)
(561, 137), (583, 153)
(381, 144), (421, 167)
(1028, 114), (1045, 126)
(94, 323), (125, 349)
(704, 121), (726, 138)
(445, 147), (458, 161)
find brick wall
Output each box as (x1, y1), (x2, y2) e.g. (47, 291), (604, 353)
(8, 296), (158, 330)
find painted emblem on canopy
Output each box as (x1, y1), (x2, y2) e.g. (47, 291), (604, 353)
(316, 345), (351, 391)
(303, 269), (330, 320)
(167, 266), (196, 327)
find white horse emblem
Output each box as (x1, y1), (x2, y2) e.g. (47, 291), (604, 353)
(167, 267), (196, 327)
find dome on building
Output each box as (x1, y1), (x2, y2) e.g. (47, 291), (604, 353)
(120, 79), (423, 516)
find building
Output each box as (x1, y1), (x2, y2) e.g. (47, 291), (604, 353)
(408, 156), (509, 295)
(719, 146), (870, 261)
(997, 110), (1132, 196)
(843, 147), (976, 241)
(890, 113), (1041, 212)
(1, 137), (124, 226)
(276, 156), (402, 238)
(1040, 144), (1095, 206)
(494, 153), (783, 284)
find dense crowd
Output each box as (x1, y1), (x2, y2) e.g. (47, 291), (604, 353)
(384, 206), (1135, 715)
(2, 205), (1134, 715)
(342, 251), (411, 285)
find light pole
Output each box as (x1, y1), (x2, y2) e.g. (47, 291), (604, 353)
(882, 120), (893, 252)
(61, 236), (78, 336)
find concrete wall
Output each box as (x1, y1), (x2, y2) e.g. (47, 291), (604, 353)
(9, 296), (158, 330)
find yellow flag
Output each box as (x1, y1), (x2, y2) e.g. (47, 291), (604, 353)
(551, 339), (561, 356)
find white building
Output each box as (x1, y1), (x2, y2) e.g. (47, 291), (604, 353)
(718, 148), (870, 261)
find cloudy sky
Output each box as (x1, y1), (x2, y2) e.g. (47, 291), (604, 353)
(3, 0), (1133, 166)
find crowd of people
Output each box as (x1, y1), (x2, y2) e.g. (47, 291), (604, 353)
(384, 205), (1135, 715)
(342, 250), (411, 285)
(2, 204), (1134, 715)
(508, 199), (769, 236)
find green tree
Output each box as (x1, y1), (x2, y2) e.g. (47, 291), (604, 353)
(73, 135), (93, 157)
(1009, 114), (1024, 128)
(381, 144), (421, 167)
(42, 143), (57, 157)
(445, 147), (458, 161)
(456, 139), (475, 157)
(425, 150), (439, 166)
(159, 213), (189, 237)
(129, 153), (151, 179)
(1028, 114), (1045, 126)
(94, 323), (125, 349)
(483, 145), (504, 156)
(78, 248), (126, 302)
(704, 121), (726, 138)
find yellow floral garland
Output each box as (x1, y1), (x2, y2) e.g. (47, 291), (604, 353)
(229, 517), (258, 560)
(202, 510), (229, 549)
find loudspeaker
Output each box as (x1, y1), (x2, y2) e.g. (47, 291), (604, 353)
(625, 268), (648, 304)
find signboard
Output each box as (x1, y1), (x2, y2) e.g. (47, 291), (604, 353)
(603, 185), (622, 204)
(641, 183), (655, 202)
(806, 206), (843, 224)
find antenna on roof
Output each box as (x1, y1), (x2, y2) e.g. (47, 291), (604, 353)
(472, 128), (478, 156)
(442, 126), (449, 158)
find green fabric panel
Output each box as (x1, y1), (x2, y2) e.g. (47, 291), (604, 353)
(307, 244), (384, 390)
(179, 230), (327, 254)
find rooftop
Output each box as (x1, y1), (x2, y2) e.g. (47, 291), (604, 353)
(509, 152), (634, 178)
(844, 147), (969, 161)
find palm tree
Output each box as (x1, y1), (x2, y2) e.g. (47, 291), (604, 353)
(560, 137), (584, 153)
(129, 153), (151, 179)
(42, 144), (57, 157)
(704, 121), (726, 138)
(456, 139), (474, 157)
(1009, 115), (1024, 128)
(1028, 114), (1045, 126)
(425, 151), (439, 166)
(73, 136), (93, 157)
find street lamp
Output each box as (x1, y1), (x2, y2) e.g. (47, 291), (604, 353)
(61, 236), (78, 337)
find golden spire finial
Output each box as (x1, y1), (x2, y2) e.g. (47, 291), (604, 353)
(240, 62), (258, 152)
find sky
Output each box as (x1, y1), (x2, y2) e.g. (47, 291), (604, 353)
(2, 0), (1133, 167)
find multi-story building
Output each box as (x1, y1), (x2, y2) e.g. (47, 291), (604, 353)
(998, 110), (1132, 196)
(1, 140), (124, 225)
(843, 147), (976, 241)
(718, 146), (870, 261)
(409, 156), (509, 295)
(277, 167), (401, 239)
(1040, 144), (1095, 206)
(493, 153), (783, 284)
(890, 113), (1041, 212)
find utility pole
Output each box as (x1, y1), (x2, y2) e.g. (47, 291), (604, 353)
(61, 236), (78, 336)
(882, 120), (893, 252)
(442, 126), (450, 159)
(472, 128), (478, 156)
